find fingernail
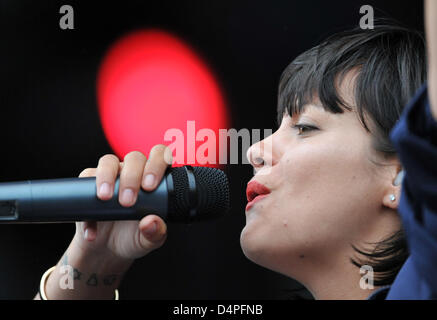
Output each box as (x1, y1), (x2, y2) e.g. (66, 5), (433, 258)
(143, 221), (157, 237)
(84, 228), (89, 240)
(99, 183), (111, 197)
(144, 174), (155, 189)
(121, 188), (135, 205)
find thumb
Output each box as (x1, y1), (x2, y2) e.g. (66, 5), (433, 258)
(137, 215), (167, 253)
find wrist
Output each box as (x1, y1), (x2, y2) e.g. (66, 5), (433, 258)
(42, 237), (134, 300)
(68, 234), (134, 275)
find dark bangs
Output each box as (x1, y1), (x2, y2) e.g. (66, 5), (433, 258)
(277, 20), (426, 155)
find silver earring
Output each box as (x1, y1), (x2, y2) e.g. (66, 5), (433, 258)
(389, 194), (396, 202)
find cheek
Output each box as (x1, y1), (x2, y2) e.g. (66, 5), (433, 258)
(276, 136), (380, 243)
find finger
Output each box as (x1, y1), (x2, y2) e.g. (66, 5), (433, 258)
(142, 144), (173, 191)
(138, 215), (167, 251)
(75, 220), (98, 242)
(79, 168), (96, 178)
(83, 221), (98, 242)
(76, 168), (103, 242)
(119, 151), (147, 207)
(96, 154), (120, 201)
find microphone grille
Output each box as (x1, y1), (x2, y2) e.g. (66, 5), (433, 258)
(168, 166), (230, 222)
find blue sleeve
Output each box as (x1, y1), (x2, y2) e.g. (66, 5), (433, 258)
(386, 84), (437, 299)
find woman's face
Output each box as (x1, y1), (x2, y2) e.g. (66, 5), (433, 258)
(240, 100), (401, 283)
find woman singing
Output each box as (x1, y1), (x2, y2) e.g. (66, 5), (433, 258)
(36, 1), (437, 300)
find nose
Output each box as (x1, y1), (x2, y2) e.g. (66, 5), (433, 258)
(247, 134), (276, 171)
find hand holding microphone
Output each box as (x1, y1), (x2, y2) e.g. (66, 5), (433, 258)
(32, 145), (229, 300)
(36, 146), (174, 299)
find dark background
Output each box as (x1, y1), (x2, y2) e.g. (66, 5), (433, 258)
(0, 0), (424, 299)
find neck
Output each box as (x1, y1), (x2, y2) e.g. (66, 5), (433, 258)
(287, 249), (379, 300)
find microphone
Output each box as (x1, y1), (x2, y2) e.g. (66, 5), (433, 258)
(0, 166), (230, 223)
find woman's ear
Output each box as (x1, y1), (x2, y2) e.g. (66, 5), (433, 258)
(394, 170), (404, 187)
(382, 169), (404, 210)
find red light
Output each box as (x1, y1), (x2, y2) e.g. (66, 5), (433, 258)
(97, 29), (229, 167)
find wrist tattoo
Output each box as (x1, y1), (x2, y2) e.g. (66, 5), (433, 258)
(61, 253), (120, 287)
(73, 269), (82, 281)
(103, 275), (117, 286)
(86, 273), (98, 286)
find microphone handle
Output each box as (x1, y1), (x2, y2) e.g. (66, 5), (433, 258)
(0, 177), (169, 223)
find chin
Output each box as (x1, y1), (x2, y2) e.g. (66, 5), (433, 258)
(240, 224), (281, 271)
(240, 224), (264, 263)
(240, 223), (310, 278)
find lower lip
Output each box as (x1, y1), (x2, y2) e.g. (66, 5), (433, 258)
(245, 194), (269, 211)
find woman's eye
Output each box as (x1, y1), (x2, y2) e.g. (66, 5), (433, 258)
(292, 124), (318, 135)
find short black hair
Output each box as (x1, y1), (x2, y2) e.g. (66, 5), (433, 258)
(277, 20), (426, 286)
(278, 20), (426, 155)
